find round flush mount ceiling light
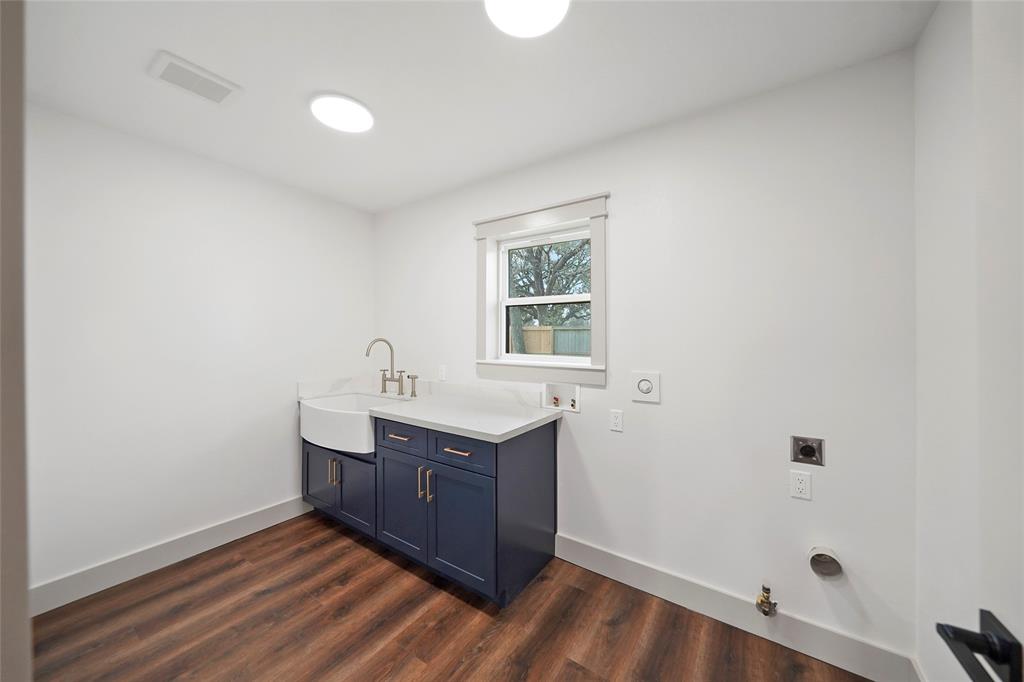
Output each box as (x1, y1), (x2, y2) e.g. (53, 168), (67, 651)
(309, 93), (374, 133)
(485, 0), (570, 38)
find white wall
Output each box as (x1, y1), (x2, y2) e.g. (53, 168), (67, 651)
(973, 0), (1023, 654)
(374, 52), (917, 653)
(914, 5), (979, 679)
(914, 2), (1023, 679)
(25, 104), (375, 588)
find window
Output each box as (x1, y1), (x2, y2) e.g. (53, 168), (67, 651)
(474, 194), (607, 385)
(501, 232), (591, 358)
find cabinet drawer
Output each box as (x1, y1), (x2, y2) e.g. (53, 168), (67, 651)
(376, 419), (427, 457)
(428, 431), (496, 477)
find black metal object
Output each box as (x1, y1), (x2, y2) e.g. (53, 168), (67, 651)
(937, 610), (1021, 682)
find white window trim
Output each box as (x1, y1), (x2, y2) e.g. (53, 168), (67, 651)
(475, 193), (607, 386)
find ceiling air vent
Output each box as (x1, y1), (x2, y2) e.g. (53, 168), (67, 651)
(147, 50), (241, 104)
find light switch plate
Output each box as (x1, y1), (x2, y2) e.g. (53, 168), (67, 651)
(631, 371), (661, 403)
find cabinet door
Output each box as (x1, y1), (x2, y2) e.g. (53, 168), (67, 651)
(426, 461), (496, 598)
(336, 454), (375, 536)
(376, 446), (428, 562)
(303, 444), (337, 511)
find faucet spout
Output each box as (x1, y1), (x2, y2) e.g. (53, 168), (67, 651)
(365, 337), (396, 378)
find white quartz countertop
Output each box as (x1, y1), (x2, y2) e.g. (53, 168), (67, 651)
(368, 396), (561, 443)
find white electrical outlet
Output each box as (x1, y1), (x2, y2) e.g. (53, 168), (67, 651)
(790, 470), (812, 500)
(609, 409), (623, 432)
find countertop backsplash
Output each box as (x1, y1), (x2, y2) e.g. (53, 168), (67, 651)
(297, 375), (545, 409)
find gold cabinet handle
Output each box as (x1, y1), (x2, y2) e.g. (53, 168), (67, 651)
(387, 433), (411, 442)
(328, 459), (334, 485)
(442, 447), (472, 457)
(425, 469), (433, 503)
(417, 466), (424, 499)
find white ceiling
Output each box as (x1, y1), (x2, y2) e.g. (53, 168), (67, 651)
(27, 1), (935, 212)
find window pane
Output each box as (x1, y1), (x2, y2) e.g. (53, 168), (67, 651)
(506, 303), (591, 356)
(508, 238), (591, 298)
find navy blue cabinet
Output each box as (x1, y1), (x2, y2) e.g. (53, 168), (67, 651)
(376, 446), (428, 562)
(375, 420), (555, 606)
(303, 443), (336, 510)
(304, 417), (555, 607)
(426, 462), (496, 597)
(302, 441), (376, 536)
(336, 455), (376, 536)
(376, 444), (428, 561)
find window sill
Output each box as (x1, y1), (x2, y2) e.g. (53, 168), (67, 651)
(475, 359), (606, 386)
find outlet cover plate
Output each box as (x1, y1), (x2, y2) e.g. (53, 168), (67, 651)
(790, 470), (812, 500)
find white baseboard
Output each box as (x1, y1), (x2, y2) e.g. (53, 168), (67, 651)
(555, 533), (919, 682)
(30, 497), (311, 616)
(911, 656), (929, 682)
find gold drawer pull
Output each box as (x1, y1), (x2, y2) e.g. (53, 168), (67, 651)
(417, 466), (424, 499)
(328, 459), (334, 485)
(443, 447), (472, 457)
(426, 469), (434, 503)
(387, 433), (412, 442)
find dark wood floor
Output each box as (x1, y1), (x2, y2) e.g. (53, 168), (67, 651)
(34, 512), (866, 681)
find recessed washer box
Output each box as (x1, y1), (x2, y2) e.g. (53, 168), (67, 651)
(631, 371), (661, 403)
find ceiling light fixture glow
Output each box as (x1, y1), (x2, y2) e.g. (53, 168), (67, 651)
(485, 0), (570, 38)
(309, 94), (374, 133)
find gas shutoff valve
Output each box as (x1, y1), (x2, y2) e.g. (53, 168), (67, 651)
(755, 585), (778, 617)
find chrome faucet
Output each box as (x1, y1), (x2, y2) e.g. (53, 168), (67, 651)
(365, 337), (405, 395)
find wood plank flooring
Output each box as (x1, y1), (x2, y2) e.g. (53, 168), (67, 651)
(34, 512), (867, 681)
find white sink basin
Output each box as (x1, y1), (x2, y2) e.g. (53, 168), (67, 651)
(300, 393), (403, 454)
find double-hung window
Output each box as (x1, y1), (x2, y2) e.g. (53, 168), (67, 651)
(500, 230), (592, 359)
(475, 194), (607, 385)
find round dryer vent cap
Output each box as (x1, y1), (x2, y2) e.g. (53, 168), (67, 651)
(808, 546), (843, 578)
